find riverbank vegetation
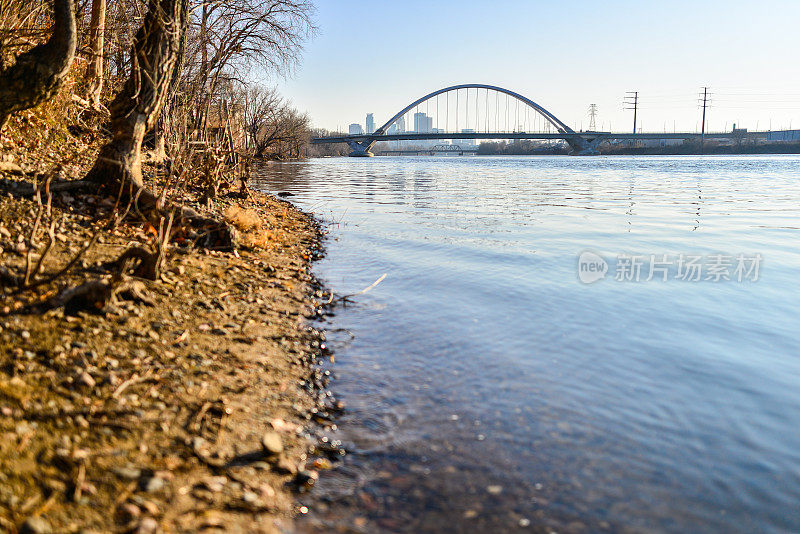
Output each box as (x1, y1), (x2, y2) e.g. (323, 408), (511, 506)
(476, 139), (800, 156)
(0, 1), (349, 532)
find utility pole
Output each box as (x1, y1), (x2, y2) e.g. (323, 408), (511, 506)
(699, 87), (710, 154)
(624, 91), (639, 145)
(588, 104), (598, 131)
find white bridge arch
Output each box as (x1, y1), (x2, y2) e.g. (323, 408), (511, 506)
(346, 83), (590, 156)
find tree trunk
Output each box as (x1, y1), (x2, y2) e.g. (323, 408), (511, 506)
(0, 0), (77, 128)
(83, 0), (107, 109)
(85, 0), (188, 212)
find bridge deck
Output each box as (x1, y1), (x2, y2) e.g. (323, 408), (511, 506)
(312, 131), (768, 144)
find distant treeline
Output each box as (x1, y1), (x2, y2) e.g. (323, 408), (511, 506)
(477, 140), (570, 155)
(476, 140), (800, 156)
(599, 141), (800, 156)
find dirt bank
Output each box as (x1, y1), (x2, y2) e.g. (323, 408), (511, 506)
(0, 117), (338, 533)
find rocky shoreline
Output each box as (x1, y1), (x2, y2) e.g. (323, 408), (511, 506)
(0, 168), (342, 532)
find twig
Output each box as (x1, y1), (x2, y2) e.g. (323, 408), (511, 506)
(24, 174), (55, 287)
(326, 273), (387, 304)
(112, 369), (154, 399)
(73, 463), (86, 501)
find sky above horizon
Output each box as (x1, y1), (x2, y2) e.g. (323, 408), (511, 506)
(271, 0), (800, 134)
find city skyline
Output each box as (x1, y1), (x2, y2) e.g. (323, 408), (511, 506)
(276, 0), (800, 134)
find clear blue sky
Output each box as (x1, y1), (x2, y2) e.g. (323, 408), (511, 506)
(273, 0), (800, 133)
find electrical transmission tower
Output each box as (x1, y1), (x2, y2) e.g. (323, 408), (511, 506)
(588, 104), (598, 131)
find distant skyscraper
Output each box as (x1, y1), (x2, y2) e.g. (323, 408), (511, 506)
(366, 113), (375, 134)
(396, 116), (406, 133)
(458, 128), (476, 146)
(348, 123), (364, 135)
(413, 112), (433, 133)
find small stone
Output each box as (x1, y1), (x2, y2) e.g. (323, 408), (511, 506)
(77, 372), (96, 388)
(19, 516), (52, 534)
(295, 470), (318, 488)
(260, 431), (283, 456)
(202, 476), (226, 492)
(242, 490), (258, 504)
(140, 476), (165, 493)
(135, 517), (158, 534)
(486, 485), (503, 495)
(20, 330), (31, 340)
(312, 458), (332, 470)
(519, 518), (531, 527)
(272, 455), (297, 475)
(117, 502), (140, 523)
(112, 467), (142, 480)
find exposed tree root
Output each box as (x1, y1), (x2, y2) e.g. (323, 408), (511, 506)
(49, 276), (153, 315)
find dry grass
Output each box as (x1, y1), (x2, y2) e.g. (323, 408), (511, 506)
(224, 205), (261, 231)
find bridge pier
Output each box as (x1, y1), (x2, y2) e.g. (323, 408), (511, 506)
(347, 140), (374, 157)
(566, 134), (604, 156)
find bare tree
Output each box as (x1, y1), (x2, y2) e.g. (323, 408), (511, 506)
(0, 0), (76, 128)
(240, 84), (282, 150)
(82, 0), (107, 109)
(184, 0), (314, 137)
(85, 0), (188, 213)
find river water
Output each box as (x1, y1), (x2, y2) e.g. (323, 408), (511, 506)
(253, 155), (800, 533)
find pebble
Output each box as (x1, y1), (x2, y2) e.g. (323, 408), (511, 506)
(19, 517), (52, 534)
(260, 431), (284, 456)
(273, 456), (297, 475)
(312, 458), (332, 470)
(202, 476), (226, 492)
(295, 470), (318, 489)
(77, 372), (95, 388)
(486, 485), (503, 495)
(140, 476), (166, 493)
(112, 467), (142, 480)
(117, 503), (140, 523)
(135, 517), (158, 534)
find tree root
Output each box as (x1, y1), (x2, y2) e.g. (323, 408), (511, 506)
(49, 276), (153, 315)
(115, 246), (163, 281)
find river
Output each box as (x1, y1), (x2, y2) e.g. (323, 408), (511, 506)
(253, 155), (800, 533)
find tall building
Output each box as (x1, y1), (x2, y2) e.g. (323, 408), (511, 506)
(413, 112), (433, 133)
(456, 129), (477, 147)
(366, 113), (375, 134)
(396, 116), (406, 133)
(348, 123), (364, 135)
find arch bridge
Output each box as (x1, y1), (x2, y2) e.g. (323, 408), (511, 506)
(315, 84), (600, 156)
(312, 83), (758, 156)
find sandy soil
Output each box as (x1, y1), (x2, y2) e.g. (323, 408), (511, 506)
(0, 114), (338, 533)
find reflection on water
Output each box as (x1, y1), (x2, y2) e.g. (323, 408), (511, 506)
(253, 156), (800, 533)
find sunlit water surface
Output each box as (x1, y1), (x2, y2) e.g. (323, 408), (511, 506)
(253, 156), (800, 533)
